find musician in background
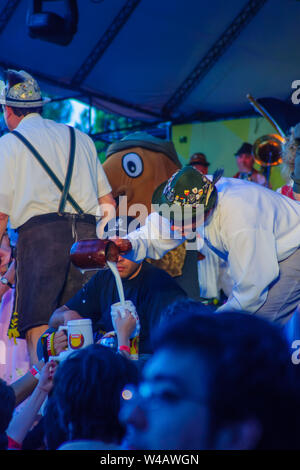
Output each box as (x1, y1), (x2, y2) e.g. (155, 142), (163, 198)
(233, 142), (269, 187)
(278, 123), (300, 201)
(187, 152), (210, 175)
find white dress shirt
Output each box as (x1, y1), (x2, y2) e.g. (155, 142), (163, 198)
(127, 177), (300, 314)
(0, 114), (111, 228)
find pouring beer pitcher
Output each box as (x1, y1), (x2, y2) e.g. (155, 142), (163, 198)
(70, 238), (132, 270)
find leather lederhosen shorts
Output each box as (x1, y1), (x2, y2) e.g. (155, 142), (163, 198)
(15, 213), (97, 338)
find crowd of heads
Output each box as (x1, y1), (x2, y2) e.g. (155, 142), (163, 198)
(122, 303), (300, 450)
(0, 69), (299, 451)
(1, 299), (300, 451)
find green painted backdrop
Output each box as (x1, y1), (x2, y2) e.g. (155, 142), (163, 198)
(172, 117), (285, 190)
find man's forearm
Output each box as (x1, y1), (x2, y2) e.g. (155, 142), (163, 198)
(0, 213), (8, 241)
(7, 383), (48, 446)
(10, 359), (45, 406)
(48, 306), (69, 329)
(0, 214), (10, 268)
(49, 305), (83, 328)
(126, 213), (183, 263)
(96, 193), (116, 238)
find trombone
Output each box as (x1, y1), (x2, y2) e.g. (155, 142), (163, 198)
(247, 94), (285, 178)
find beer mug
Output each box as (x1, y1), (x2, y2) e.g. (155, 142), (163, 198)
(59, 318), (94, 351)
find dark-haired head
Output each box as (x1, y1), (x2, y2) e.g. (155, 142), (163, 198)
(43, 397), (67, 450)
(51, 344), (139, 445)
(151, 305), (300, 449)
(159, 298), (213, 325)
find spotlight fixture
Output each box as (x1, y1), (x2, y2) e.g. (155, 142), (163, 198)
(27, 0), (78, 46)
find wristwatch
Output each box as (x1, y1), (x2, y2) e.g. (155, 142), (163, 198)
(0, 277), (14, 289)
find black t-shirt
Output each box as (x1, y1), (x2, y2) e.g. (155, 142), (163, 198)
(66, 261), (187, 354)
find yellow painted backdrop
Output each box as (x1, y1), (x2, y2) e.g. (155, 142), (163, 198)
(172, 117), (285, 190)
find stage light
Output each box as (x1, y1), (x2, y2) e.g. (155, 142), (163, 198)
(27, 0), (78, 46)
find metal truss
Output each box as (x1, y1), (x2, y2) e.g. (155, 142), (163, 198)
(71, 0), (141, 86)
(90, 120), (171, 143)
(0, 58), (161, 121)
(162, 0), (269, 118)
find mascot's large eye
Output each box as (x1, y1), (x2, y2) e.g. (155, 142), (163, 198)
(122, 153), (143, 178)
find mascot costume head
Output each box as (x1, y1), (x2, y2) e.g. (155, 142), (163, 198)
(103, 131), (182, 218)
(103, 132), (200, 300)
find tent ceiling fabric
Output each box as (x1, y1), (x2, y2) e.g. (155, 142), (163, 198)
(0, 0), (299, 124)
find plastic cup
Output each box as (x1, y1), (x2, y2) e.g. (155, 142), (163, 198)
(110, 300), (140, 338)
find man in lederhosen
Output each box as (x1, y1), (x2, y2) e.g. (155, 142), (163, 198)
(0, 69), (115, 364)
